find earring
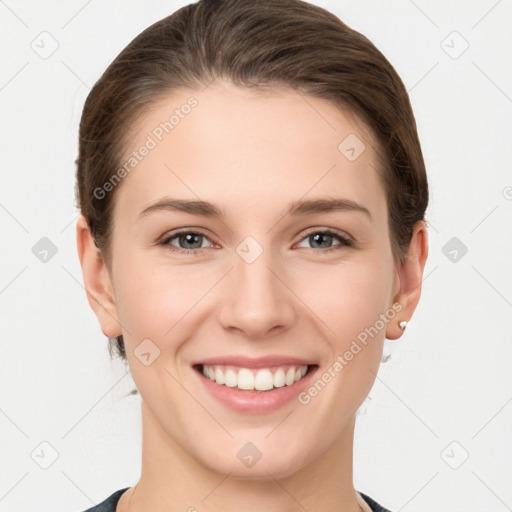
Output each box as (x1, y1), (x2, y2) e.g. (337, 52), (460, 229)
(381, 320), (408, 364)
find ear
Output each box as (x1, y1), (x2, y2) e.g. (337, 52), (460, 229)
(76, 215), (122, 338)
(386, 220), (429, 340)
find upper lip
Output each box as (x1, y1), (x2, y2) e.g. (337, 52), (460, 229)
(193, 355), (317, 369)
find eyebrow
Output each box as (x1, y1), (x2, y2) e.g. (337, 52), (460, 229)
(138, 197), (372, 221)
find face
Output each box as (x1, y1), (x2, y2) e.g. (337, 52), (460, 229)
(99, 82), (403, 478)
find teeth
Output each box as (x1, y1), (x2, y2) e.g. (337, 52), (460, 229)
(273, 368), (286, 387)
(238, 368), (255, 390)
(214, 367), (225, 385)
(254, 369), (273, 391)
(224, 369), (237, 388)
(200, 364), (310, 391)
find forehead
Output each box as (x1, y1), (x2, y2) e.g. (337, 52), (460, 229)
(114, 82), (387, 223)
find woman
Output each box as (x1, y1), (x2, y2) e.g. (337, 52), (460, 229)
(75, 0), (429, 510)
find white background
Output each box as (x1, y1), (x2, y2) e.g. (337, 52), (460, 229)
(1, 1), (511, 511)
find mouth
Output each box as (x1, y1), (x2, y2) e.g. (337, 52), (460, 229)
(192, 363), (319, 392)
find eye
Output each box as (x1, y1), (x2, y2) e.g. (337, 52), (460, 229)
(159, 230), (214, 255)
(158, 228), (353, 255)
(295, 229), (353, 252)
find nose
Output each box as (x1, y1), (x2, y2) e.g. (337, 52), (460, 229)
(217, 245), (297, 340)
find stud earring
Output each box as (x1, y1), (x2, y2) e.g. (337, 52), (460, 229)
(381, 321), (408, 364)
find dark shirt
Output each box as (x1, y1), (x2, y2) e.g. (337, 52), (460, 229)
(81, 487), (393, 512)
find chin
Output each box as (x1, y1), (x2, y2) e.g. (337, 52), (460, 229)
(201, 445), (309, 481)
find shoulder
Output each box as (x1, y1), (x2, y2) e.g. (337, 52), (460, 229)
(359, 491), (395, 512)
(79, 488), (129, 512)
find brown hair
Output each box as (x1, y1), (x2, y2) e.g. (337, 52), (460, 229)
(75, 0), (429, 362)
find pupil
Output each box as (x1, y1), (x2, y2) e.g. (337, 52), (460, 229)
(311, 233), (332, 248)
(181, 233), (201, 249)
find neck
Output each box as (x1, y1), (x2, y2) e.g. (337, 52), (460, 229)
(123, 400), (364, 512)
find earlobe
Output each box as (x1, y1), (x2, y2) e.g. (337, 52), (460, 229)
(386, 220), (429, 340)
(76, 215), (122, 338)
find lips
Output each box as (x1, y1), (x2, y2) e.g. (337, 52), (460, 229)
(192, 356), (320, 413)
(192, 355), (319, 414)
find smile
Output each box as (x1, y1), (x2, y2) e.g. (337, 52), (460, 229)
(199, 364), (312, 391)
(191, 356), (319, 413)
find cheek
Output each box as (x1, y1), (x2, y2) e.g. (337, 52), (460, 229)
(296, 259), (393, 339)
(113, 257), (214, 344)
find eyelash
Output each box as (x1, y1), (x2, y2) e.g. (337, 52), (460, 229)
(158, 228), (354, 255)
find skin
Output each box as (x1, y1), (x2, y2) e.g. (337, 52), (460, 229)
(77, 81), (428, 512)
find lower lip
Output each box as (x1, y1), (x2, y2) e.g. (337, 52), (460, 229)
(194, 365), (318, 414)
